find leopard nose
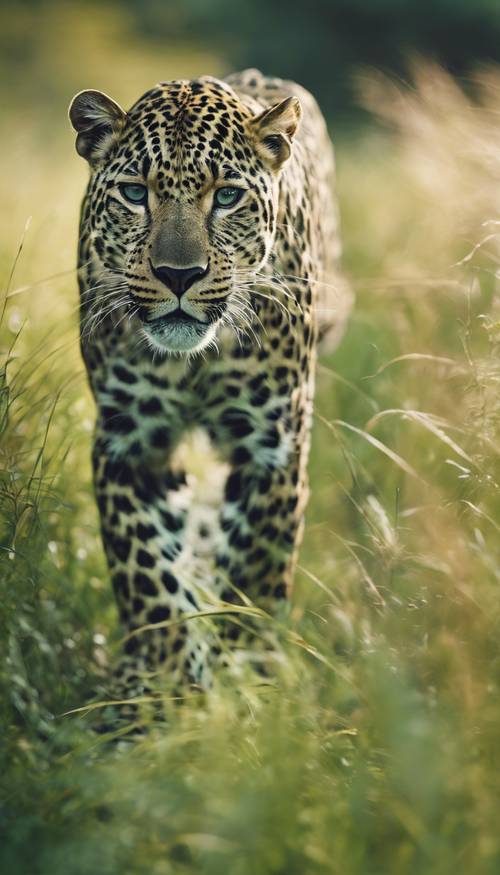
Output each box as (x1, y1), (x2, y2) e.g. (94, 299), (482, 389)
(149, 261), (209, 297)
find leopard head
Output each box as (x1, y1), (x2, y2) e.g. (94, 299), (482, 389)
(69, 77), (301, 354)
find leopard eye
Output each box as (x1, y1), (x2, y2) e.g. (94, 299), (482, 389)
(119, 183), (148, 205)
(214, 187), (244, 209)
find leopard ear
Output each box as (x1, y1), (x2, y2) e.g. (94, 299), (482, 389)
(249, 96), (302, 170)
(69, 90), (126, 166)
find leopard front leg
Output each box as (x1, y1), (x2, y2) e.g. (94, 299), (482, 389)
(210, 372), (314, 669)
(92, 438), (211, 728)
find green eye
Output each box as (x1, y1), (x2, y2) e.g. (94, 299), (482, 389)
(119, 183), (148, 205)
(214, 187), (244, 209)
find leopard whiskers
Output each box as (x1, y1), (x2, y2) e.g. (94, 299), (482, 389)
(233, 278), (296, 325)
(230, 290), (268, 342)
(233, 267), (302, 309)
(272, 269), (345, 295)
(221, 310), (260, 350)
(80, 283), (132, 342)
(224, 289), (263, 348)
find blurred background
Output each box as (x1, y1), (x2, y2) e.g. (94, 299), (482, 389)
(5, 0), (500, 120)
(3, 2), (500, 874)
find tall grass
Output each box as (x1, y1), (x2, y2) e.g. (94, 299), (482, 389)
(2, 19), (500, 871)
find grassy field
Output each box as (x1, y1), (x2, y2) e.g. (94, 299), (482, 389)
(2, 7), (500, 872)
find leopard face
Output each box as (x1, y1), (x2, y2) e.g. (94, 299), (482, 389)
(70, 78), (302, 354)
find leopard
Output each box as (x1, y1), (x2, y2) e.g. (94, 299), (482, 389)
(69, 68), (351, 721)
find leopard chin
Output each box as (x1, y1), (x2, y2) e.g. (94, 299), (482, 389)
(141, 315), (218, 354)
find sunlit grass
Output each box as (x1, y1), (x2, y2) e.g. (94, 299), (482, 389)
(2, 14), (500, 870)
